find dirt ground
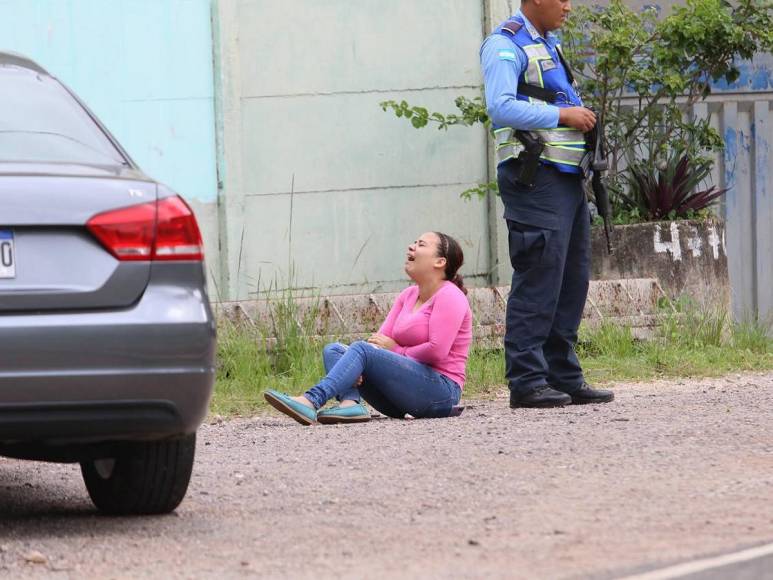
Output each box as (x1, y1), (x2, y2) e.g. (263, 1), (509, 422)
(1, 372), (772, 579)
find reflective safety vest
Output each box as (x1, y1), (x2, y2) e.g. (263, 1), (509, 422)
(493, 17), (588, 173)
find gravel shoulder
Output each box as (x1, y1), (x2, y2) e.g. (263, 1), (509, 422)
(1, 372), (772, 579)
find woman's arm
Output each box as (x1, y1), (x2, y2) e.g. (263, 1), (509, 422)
(393, 288), (468, 364)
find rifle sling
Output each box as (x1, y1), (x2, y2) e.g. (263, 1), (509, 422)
(517, 83), (559, 103)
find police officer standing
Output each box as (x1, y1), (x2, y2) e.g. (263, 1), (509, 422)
(481, 0), (614, 408)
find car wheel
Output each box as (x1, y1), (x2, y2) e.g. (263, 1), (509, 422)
(80, 433), (196, 515)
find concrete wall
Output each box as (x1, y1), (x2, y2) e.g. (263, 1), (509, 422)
(591, 220), (730, 310)
(213, 0), (490, 300)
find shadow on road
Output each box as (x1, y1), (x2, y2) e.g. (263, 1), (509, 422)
(0, 460), (183, 540)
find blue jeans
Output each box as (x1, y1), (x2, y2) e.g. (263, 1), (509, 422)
(304, 342), (462, 419)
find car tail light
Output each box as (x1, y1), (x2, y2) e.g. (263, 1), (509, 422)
(86, 202), (155, 260)
(153, 196), (204, 261)
(87, 196), (204, 261)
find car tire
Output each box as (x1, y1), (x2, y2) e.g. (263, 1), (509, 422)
(80, 433), (196, 515)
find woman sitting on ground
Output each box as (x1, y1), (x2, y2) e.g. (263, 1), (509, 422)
(264, 231), (472, 425)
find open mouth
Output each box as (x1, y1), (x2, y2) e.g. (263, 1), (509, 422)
(406, 254), (415, 262)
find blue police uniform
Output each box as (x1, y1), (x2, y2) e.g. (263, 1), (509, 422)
(481, 11), (591, 401)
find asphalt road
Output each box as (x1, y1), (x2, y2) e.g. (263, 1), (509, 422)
(617, 543), (773, 579)
(0, 371), (771, 579)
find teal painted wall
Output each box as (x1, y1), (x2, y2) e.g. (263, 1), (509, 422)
(0, 0), (217, 203)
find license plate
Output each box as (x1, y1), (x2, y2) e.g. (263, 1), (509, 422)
(0, 230), (15, 279)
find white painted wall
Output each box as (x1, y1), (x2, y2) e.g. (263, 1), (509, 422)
(214, 0), (491, 300)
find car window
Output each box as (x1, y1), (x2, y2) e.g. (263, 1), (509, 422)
(0, 65), (127, 166)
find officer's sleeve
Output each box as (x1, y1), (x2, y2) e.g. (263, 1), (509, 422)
(480, 35), (560, 130)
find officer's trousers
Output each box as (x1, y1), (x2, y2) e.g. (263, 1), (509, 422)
(497, 160), (590, 396)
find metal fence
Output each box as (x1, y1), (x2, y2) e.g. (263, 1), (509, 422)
(703, 82), (773, 324)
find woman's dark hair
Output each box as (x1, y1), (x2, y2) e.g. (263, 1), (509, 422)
(434, 232), (467, 295)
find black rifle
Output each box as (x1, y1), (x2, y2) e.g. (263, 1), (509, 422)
(586, 113), (614, 254)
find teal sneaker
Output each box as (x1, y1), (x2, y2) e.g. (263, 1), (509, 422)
(317, 402), (371, 424)
(264, 390), (317, 425)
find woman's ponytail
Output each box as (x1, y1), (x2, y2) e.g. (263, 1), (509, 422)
(451, 273), (467, 295)
(435, 232), (467, 295)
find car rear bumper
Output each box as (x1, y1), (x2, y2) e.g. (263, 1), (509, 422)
(0, 264), (216, 445)
(0, 400), (185, 442)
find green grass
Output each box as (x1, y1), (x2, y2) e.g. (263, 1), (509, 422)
(213, 286), (328, 416)
(215, 321), (327, 416)
(576, 313), (773, 384)
(212, 302), (773, 416)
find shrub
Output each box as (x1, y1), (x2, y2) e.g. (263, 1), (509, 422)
(618, 149), (728, 221)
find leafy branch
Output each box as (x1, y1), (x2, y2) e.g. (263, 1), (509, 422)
(379, 96), (489, 130)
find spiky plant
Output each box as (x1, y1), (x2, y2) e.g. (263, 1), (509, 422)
(619, 150), (728, 221)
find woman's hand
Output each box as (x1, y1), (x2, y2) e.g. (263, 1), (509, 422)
(368, 333), (397, 350)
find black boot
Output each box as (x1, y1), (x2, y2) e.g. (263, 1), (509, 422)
(510, 385), (572, 408)
(565, 382), (614, 405)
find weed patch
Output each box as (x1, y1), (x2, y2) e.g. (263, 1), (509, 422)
(213, 300), (772, 416)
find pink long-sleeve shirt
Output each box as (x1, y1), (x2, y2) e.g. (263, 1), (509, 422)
(378, 282), (473, 388)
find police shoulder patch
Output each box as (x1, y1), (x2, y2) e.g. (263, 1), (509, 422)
(501, 21), (523, 36)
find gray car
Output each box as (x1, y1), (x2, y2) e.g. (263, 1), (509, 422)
(0, 52), (216, 514)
